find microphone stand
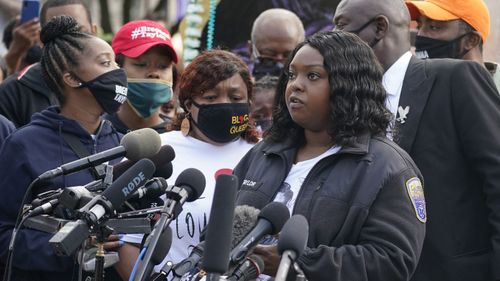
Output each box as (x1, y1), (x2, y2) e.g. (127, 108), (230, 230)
(93, 225), (113, 281)
(133, 186), (187, 281)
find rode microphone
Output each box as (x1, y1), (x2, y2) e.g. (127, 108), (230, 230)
(112, 145), (175, 179)
(229, 202), (290, 265)
(201, 174), (239, 281)
(226, 254), (264, 281)
(275, 214), (309, 281)
(39, 128), (161, 181)
(134, 168), (206, 281)
(49, 159), (156, 256)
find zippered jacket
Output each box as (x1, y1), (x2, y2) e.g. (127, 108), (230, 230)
(234, 133), (426, 281)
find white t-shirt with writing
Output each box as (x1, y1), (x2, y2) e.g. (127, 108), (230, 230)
(121, 130), (254, 271)
(274, 145), (341, 214)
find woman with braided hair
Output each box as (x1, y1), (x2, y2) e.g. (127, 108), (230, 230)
(0, 15), (126, 281)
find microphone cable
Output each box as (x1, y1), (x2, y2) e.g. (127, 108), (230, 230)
(3, 177), (42, 281)
(129, 247), (148, 281)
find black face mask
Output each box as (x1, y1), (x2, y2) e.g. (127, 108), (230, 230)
(76, 69), (128, 114)
(348, 17), (381, 47)
(252, 58), (284, 79)
(415, 33), (469, 59)
(190, 101), (250, 143)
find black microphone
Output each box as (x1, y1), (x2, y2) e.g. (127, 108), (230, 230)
(229, 202), (290, 265)
(128, 177), (168, 201)
(49, 159), (156, 256)
(171, 205), (260, 280)
(139, 226), (173, 279)
(201, 174), (239, 281)
(275, 214), (309, 281)
(113, 144), (175, 179)
(226, 254), (264, 281)
(27, 198), (59, 217)
(134, 168), (206, 281)
(40, 128), (161, 181)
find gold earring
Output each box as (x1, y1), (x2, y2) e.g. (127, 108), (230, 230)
(181, 114), (191, 136)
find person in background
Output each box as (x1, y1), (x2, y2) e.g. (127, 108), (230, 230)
(405, 0), (500, 89)
(250, 75), (278, 137)
(0, 15), (126, 281)
(106, 20), (178, 134)
(235, 31), (425, 281)
(249, 8), (305, 79)
(2, 17), (41, 75)
(0, 0), (97, 128)
(116, 49), (259, 280)
(334, 0), (500, 280)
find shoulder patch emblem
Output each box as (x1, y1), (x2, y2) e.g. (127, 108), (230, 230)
(406, 177), (426, 223)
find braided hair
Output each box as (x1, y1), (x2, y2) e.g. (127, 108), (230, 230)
(40, 15), (91, 104)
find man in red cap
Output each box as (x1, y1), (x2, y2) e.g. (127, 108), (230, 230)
(104, 20), (178, 135)
(406, 0), (500, 89)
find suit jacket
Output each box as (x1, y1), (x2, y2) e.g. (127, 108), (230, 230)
(395, 57), (500, 281)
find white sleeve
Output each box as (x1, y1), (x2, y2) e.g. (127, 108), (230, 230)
(121, 233), (144, 244)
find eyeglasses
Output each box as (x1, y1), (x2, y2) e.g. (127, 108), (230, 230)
(252, 46), (288, 65)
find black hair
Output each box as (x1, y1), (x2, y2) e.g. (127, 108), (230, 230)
(40, 15), (92, 104)
(267, 30), (392, 146)
(40, 0), (92, 26)
(459, 20), (483, 52)
(2, 18), (16, 49)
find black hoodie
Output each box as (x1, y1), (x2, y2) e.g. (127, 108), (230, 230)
(0, 63), (59, 127)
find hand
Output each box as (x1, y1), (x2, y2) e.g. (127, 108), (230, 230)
(89, 234), (124, 251)
(253, 244), (281, 276)
(10, 17), (41, 52)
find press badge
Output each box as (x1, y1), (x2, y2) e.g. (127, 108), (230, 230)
(406, 177), (427, 223)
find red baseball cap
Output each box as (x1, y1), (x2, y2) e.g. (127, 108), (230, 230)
(112, 20), (178, 63)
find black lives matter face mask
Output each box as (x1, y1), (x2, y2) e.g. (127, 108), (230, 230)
(76, 68), (128, 114)
(189, 101), (250, 143)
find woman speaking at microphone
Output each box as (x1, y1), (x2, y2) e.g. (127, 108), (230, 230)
(117, 49), (259, 279)
(0, 16), (126, 281)
(234, 31), (426, 281)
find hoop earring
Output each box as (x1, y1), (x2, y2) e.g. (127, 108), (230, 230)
(181, 113), (191, 136)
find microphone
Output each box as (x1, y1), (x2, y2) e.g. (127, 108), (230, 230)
(226, 254), (264, 281)
(49, 159), (156, 256)
(275, 215), (309, 281)
(134, 168), (206, 281)
(27, 198), (59, 217)
(152, 227), (173, 265)
(229, 202), (290, 265)
(39, 128), (161, 181)
(201, 174), (239, 281)
(128, 177), (168, 201)
(112, 145), (175, 179)
(171, 205), (260, 279)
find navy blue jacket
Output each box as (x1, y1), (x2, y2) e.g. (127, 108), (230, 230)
(0, 106), (121, 280)
(0, 114), (15, 146)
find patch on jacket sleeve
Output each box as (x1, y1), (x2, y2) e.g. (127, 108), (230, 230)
(406, 177), (426, 223)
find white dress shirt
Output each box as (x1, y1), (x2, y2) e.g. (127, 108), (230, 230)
(382, 51), (412, 139)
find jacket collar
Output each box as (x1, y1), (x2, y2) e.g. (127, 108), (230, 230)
(261, 131), (371, 156)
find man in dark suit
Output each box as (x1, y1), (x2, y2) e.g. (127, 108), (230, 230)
(334, 0), (500, 280)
